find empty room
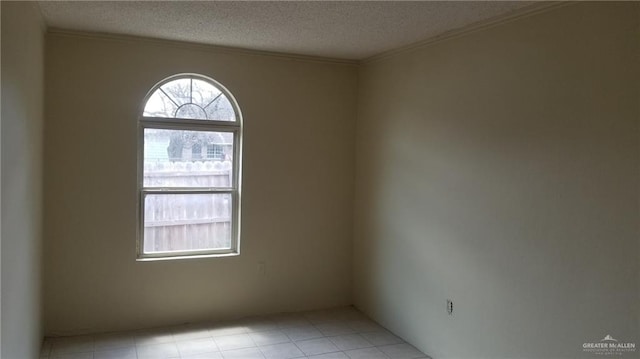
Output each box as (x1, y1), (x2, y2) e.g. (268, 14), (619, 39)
(1, 1), (638, 359)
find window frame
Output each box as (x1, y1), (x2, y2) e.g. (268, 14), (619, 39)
(137, 73), (242, 261)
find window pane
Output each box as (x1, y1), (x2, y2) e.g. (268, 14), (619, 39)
(175, 103), (208, 119)
(144, 128), (234, 188)
(143, 193), (233, 253)
(142, 77), (237, 121)
(204, 94), (235, 121)
(160, 78), (191, 106)
(143, 90), (178, 118)
(192, 79), (222, 108)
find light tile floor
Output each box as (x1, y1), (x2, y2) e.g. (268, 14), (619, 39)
(41, 307), (430, 359)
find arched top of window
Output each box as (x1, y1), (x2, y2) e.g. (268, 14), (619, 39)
(142, 74), (238, 122)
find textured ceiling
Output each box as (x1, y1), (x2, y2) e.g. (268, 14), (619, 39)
(38, 1), (537, 60)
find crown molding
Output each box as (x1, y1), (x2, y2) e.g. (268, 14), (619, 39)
(362, 1), (573, 65)
(46, 28), (359, 66)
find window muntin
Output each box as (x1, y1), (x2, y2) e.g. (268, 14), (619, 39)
(138, 74), (241, 260)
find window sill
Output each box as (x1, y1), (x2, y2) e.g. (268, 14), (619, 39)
(136, 251), (240, 262)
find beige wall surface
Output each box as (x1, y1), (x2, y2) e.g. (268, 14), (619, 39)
(354, 3), (639, 359)
(44, 34), (357, 335)
(1, 1), (46, 358)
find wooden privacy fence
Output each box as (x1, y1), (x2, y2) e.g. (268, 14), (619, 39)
(143, 160), (233, 253)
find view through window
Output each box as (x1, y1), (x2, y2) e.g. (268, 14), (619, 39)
(138, 74), (241, 259)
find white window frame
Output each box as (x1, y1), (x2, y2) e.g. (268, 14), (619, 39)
(137, 73), (242, 260)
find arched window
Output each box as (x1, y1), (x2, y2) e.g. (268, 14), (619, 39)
(138, 74), (242, 260)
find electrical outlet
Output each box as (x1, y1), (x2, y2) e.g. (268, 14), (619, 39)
(447, 299), (453, 315)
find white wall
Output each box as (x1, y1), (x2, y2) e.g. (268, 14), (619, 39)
(44, 34), (357, 335)
(1, 2), (46, 358)
(354, 3), (639, 359)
